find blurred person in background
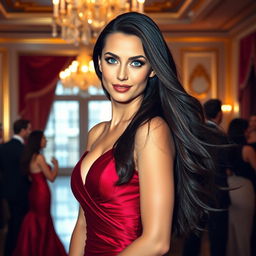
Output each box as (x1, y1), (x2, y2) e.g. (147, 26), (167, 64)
(183, 99), (230, 256)
(227, 118), (256, 256)
(247, 114), (256, 256)
(247, 114), (256, 150)
(13, 130), (67, 256)
(0, 119), (31, 256)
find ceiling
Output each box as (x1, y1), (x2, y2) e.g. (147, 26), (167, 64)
(0, 0), (255, 36)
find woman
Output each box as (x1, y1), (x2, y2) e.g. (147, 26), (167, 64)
(13, 130), (67, 256)
(227, 118), (256, 256)
(70, 12), (218, 256)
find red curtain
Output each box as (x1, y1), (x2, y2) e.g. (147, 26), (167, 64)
(19, 56), (74, 130)
(238, 31), (256, 119)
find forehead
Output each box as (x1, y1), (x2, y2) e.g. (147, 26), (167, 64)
(103, 32), (145, 56)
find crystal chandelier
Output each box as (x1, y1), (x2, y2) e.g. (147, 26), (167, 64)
(52, 0), (145, 46)
(59, 48), (100, 90)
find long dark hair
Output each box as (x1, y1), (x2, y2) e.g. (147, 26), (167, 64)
(227, 118), (248, 145)
(21, 130), (44, 174)
(93, 12), (216, 235)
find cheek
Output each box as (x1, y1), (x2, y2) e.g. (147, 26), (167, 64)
(131, 69), (151, 83)
(101, 65), (114, 83)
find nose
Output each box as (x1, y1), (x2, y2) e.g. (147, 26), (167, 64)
(117, 63), (128, 81)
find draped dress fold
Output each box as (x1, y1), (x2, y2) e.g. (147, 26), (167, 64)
(13, 172), (67, 256)
(71, 149), (142, 256)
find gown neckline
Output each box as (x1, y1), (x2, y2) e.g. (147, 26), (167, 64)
(80, 148), (113, 186)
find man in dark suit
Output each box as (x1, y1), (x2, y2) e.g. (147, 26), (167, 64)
(204, 99), (230, 256)
(0, 119), (31, 256)
(183, 99), (230, 256)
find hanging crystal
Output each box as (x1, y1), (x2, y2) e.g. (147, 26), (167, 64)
(52, 0), (145, 46)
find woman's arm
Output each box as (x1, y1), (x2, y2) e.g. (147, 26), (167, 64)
(37, 154), (58, 182)
(243, 145), (256, 170)
(118, 117), (175, 256)
(69, 206), (87, 256)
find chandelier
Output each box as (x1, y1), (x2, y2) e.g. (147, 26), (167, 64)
(59, 48), (99, 90)
(52, 0), (145, 46)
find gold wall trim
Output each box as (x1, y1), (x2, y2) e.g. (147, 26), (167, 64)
(0, 37), (68, 44)
(188, 64), (211, 99)
(225, 39), (232, 103)
(148, 0), (194, 19)
(0, 36), (229, 44)
(164, 36), (230, 43)
(0, 48), (10, 141)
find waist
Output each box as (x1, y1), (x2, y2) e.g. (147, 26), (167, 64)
(85, 223), (141, 255)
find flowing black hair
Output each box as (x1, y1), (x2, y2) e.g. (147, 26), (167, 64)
(21, 130), (44, 174)
(93, 12), (217, 235)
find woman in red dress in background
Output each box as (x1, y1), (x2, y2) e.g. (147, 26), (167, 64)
(13, 130), (67, 256)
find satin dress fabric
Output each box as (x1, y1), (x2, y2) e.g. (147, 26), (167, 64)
(13, 172), (67, 256)
(71, 149), (142, 256)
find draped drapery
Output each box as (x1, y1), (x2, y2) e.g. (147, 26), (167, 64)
(238, 31), (256, 119)
(19, 56), (74, 130)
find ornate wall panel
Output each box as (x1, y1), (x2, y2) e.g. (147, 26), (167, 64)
(181, 48), (218, 103)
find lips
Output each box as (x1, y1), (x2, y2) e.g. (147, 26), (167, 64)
(112, 84), (132, 93)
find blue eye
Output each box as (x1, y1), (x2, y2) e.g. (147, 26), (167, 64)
(131, 60), (145, 67)
(105, 57), (117, 64)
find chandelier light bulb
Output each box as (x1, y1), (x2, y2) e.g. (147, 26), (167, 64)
(52, 0), (145, 45)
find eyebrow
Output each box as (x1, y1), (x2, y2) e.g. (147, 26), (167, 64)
(104, 52), (147, 61)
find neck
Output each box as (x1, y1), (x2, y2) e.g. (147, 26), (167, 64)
(110, 97), (142, 128)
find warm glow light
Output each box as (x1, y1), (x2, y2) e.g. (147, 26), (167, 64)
(81, 65), (89, 73)
(52, 0), (145, 45)
(221, 104), (232, 112)
(234, 103), (239, 114)
(59, 71), (66, 79)
(59, 49), (99, 90)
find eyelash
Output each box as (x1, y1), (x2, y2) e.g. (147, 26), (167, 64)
(131, 60), (145, 67)
(105, 57), (117, 64)
(104, 57), (145, 67)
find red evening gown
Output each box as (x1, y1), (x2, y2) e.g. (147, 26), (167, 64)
(71, 149), (142, 256)
(13, 172), (67, 256)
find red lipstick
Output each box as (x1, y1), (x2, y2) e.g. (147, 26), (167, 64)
(112, 84), (131, 93)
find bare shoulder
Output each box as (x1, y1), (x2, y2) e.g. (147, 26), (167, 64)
(135, 116), (175, 158)
(86, 121), (109, 150)
(36, 154), (45, 163)
(135, 116), (173, 146)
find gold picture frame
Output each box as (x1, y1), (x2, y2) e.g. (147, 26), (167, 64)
(181, 48), (218, 101)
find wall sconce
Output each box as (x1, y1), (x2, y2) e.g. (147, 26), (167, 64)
(221, 104), (233, 112)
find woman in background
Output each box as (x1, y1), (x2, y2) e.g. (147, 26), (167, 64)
(227, 118), (256, 256)
(13, 130), (67, 256)
(70, 12), (219, 256)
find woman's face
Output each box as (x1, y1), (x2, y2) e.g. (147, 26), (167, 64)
(40, 135), (47, 149)
(98, 32), (155, 104)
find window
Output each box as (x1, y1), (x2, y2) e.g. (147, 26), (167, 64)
(44, 82), (111, 174)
